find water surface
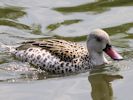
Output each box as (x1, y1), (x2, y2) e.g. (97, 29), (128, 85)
(0, 0), (133, 100)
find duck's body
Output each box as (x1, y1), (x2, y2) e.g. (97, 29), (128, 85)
(12, 40), (91, 74)
(10, 29), (123, 74)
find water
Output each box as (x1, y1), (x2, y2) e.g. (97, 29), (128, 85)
(0, 0), (133, 100)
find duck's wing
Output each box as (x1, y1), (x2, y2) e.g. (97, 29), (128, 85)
(33, 39), (88, 61)
(18, 39), (87, 62)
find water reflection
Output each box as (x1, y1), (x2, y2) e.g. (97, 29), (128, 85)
(0, 6), (26, 19)
(54, 0), (133, 13)
(53, 22), (133, 40)
(88, 73), (123, 100)
(0, 6), (30, 30)
(47, 19), (82, 31)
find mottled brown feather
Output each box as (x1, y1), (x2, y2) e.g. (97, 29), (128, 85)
(17, 39), (88, 62)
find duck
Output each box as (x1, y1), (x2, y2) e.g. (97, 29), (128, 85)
(10, 29), (123, 74)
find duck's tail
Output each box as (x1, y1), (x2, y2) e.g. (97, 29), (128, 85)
(0, 42), (16, 53)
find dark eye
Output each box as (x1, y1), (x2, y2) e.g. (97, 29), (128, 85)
(95, 36), (102, 42)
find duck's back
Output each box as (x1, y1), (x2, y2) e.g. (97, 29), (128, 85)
(16, 39), (87, 62)
(11, 39), (89, 74)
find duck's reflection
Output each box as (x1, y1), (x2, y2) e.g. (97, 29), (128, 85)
(88, 73), (123, 100)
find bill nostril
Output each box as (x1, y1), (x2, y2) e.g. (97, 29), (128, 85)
(103, 44), (123, 60)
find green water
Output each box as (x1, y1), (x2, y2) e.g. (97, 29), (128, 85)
(0, 0), (133, 100)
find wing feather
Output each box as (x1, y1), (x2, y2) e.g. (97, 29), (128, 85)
(17, 39), (88, 62)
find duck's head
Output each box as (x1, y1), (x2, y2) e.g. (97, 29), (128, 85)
(87, 29), (123, 65)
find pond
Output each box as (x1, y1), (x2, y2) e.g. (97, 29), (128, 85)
(0, 0), (133, 100)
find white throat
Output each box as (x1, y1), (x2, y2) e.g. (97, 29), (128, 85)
(89, 52), (108, 66)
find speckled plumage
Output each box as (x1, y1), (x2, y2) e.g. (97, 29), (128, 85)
(12, 39), (92, 74)
(9, 29), (123, 74)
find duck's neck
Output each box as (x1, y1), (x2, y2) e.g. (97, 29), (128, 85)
(89, 51), (108, 66)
